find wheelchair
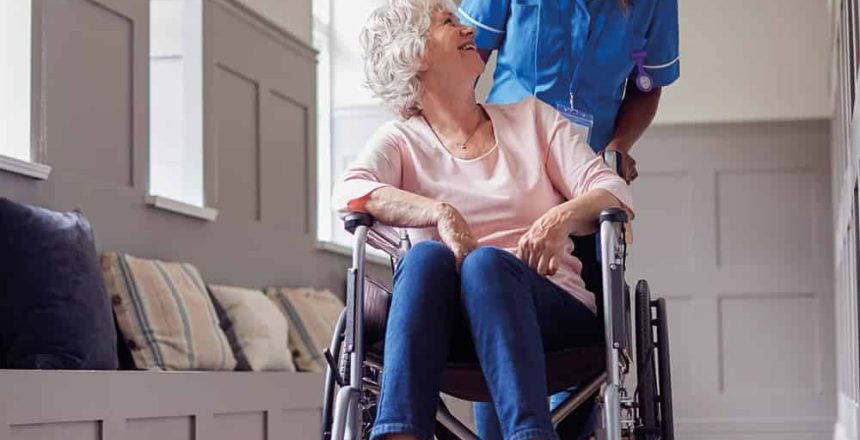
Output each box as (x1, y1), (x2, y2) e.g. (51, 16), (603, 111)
(321, 157), (675, 440)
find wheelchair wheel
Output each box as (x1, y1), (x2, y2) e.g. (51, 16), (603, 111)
(634, 280), (659, 440)
(654, 298), (675, 440)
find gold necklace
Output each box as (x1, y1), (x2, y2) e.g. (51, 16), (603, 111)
(422, 110), (484, 151)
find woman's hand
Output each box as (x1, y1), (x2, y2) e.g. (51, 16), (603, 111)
(516, 206), (571, 276)
(436, 203), (478, 269)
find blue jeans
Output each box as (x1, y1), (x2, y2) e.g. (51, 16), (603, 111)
(370, 242), (602, 440)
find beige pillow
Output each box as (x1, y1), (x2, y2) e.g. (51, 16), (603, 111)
(101, 252), (236, 371)
(265, 287), (344, 372)
(208, 284), (296, 371)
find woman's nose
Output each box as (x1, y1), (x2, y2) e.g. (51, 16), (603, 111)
(460, 25), (476, 37)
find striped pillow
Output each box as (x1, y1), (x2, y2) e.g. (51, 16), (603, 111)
(265, 287), (344, 372)
(100, 252), (236, 371)
(208, 284), (296, 371)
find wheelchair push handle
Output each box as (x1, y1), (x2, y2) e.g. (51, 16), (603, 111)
(599, 208), (628, 225)
(344, 212), (375, 234)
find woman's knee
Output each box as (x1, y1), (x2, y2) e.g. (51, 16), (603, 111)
(461, 246), (521, 278)
(397, 240), (457, 279)
(393, 241), (458, 308)
(460, 247), (526, 303)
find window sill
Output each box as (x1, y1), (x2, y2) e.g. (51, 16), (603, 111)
(0, 155), (51, 180)
(315, 240), (391, 267)
(145, 195), (218, 221)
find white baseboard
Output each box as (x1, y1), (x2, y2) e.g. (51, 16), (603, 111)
(675, 418), (834, 439)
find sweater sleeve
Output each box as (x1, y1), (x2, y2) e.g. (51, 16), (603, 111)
(536, 99), (634, 216)
(331, 124), (403, 218)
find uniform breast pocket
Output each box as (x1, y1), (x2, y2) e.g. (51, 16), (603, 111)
(508, 3), (539, 89)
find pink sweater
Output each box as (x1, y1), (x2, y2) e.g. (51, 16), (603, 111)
(333, 97), (633, 313)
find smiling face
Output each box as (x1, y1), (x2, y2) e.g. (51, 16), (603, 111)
(419, 9), (485, 83)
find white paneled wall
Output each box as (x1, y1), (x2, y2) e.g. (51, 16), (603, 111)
(831, 1), (860, 439)
(627, 120), (834, 439)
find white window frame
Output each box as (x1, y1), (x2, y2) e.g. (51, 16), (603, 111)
(147, 0), (216, 221)
(312, 0), (388, 264)
(0, 0), (51, 180)
(314, 0), (333, 245)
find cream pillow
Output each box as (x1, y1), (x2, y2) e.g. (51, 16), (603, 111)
(208, 284), (296, 371)
(265, 287), (344, 372)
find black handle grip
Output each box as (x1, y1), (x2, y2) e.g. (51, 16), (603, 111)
(599, 207), (628, 224)
(344, 212), (375, 234)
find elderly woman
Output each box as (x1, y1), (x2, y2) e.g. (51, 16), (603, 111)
(333, 0), (634, 439)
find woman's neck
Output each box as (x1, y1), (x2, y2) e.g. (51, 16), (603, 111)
(419, 77), (485, 138)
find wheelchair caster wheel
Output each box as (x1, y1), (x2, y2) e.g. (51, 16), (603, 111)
(634, 280), (674, 440)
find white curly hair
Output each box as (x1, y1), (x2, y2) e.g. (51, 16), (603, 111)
(360, 0), (458, 119)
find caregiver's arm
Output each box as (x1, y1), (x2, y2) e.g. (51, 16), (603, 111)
(604, 83), (661, 183)
(607, 83), (661, 155)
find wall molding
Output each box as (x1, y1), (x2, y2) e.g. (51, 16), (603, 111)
(212, 0), (317, 61)
(145, 195), (219, 221)
(675, 417), (835, 436)
(646, 117), (830, 136)
(0, 155), (51, 180)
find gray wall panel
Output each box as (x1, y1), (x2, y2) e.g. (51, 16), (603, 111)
(264, 91), (308, 231)
(11, 421), (101, 440)
(213, 64), (261, 221)
(43, 0), (134, 186)
(212, 412), (266, 439)
(126, 416), (193, 440)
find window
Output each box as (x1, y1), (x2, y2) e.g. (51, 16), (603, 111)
(314, 1), (394, 260)
(0, 0), (48, 179)
(149, 0), (207, 211)
(0, 0), (31, 162)
(314, 0), (333, 245)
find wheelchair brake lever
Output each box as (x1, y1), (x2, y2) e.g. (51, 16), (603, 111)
(324, 348), (346, 387)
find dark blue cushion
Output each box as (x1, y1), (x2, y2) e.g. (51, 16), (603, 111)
(0, 198), (118, 369)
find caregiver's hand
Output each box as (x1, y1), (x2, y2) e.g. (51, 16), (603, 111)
(603, 147), (638, 184)
(516, 206), (570, 276)
(436, 203), (478, 269)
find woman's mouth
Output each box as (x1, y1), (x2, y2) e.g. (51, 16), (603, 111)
(458, 43), (476, 52)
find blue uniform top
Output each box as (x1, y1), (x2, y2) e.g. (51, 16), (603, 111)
(457, 0), (680, 152)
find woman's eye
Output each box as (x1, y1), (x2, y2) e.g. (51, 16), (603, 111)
(444, 18), (453, 25)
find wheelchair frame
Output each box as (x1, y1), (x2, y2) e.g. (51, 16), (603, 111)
(322, 209), (673, 440)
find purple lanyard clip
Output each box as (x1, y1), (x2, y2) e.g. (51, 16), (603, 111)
(631, 49), (654, 93)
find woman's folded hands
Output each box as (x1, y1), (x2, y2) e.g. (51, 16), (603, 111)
(516, 205), (571, 277)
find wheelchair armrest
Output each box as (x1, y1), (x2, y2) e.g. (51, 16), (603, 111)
(599, 207), (628, 224)
(342, 212), (406, 261)
(344, 212), (375, 234)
